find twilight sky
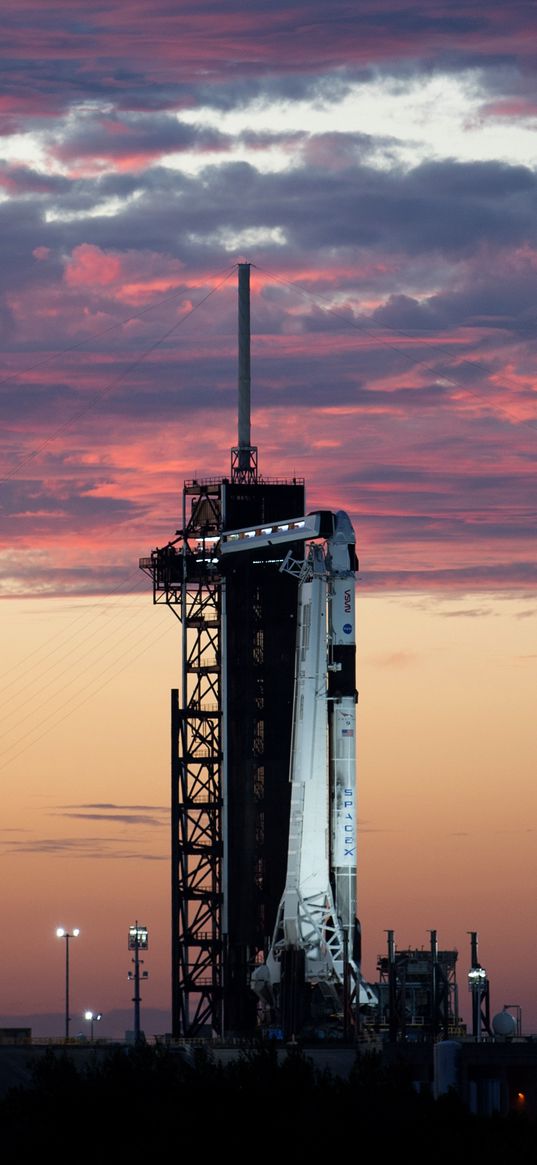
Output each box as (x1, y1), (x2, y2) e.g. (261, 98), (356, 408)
(1, 2), (536, 1036)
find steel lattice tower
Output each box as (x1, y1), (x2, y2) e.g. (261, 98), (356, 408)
(140, 265), (305, 1035)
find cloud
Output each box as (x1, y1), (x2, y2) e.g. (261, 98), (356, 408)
(357, 826), (400, 833)
(53, 812), (167, 826)
(51, 803), (169, 827)
(64, 244), (123, 287)
(64, 802), (169, 810)
(368, 651), (418, 667)
(1, 836), (167, 859)
(0, 3), (536, 598)
(3, 3), (537, 120)
(438, 607), (495, 618)
(53, 112), (229, 176)
(361, 563), (537, 590)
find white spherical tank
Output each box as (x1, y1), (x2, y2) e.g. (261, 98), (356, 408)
(492, 1010), (517, 1038)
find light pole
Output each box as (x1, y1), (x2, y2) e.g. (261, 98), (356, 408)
(56, 927), (79, 1041)
(84, 1010), (103, 1041)
(468, 931), (490, 1042)
(128, 922), (149, 1044)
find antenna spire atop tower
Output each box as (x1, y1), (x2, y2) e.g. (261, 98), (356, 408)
(231, 262), (258, 482)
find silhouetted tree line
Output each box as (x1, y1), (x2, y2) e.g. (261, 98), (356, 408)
(1, 1043), (536, 1159)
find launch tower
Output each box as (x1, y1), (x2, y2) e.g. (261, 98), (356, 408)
(140, 265), (304, 1035)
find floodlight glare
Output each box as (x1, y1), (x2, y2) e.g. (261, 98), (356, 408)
(83, 1010), (103, 1040)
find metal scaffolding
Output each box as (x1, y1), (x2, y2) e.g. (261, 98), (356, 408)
(141, 479), (224, 1035)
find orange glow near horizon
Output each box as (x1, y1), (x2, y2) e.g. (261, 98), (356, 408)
(0, 589), (535, 1035)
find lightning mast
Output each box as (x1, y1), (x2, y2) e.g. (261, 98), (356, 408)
(231, 262), (257, 484)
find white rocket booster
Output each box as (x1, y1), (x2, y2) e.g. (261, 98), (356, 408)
(265, 539), (343, 987)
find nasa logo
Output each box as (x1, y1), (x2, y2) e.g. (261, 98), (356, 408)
(344, 589), (351, 613)
(343, 623), (352, 634)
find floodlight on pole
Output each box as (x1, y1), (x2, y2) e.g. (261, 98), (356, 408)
(128, 922), (149, 1044)
(56, 927), (80, 1041)
(84, 1010), (103, 1041)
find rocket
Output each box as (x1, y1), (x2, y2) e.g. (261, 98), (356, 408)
(221, 508), (369, 1014)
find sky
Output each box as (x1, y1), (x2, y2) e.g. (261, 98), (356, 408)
(0, 2), (536, 1038)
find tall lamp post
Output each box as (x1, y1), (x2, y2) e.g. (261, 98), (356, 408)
(468, 931), (490, 1041)
(56, 927), (79, 1041)
(128, 922), (149, 1044)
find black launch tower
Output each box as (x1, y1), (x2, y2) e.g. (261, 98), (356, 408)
(140, 265), (304, 1035)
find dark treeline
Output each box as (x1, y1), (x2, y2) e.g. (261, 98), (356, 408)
(1, 1044), (536, 1160)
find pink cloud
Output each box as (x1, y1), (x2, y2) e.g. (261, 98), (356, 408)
(3, 2), (537, 129)
(480, 98), (537, 121)
(64, 245), (122, 289)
